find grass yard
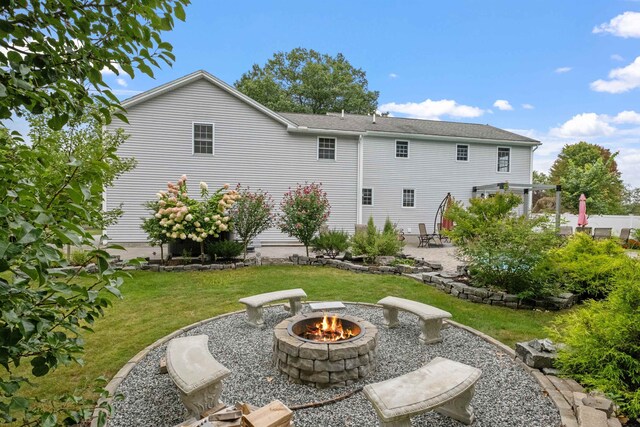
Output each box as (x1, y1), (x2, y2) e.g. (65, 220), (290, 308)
(24, 265), (562, 400)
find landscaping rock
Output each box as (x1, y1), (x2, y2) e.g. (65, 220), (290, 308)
(375, 256), (395, 266)
(515, 339), (558, 369)
(576, 405), (608, 427)
(582, 395), (615, 417)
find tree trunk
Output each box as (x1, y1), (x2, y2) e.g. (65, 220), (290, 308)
(200, 241), (205, 264)
(305, 245), (309, 257)
(160, 244), (164, 266)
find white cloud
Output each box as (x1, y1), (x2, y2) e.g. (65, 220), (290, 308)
(617, 148), (640, 188)
(611, 54), (625, 62)
(550, 113), (616, 138)
(493, 99), (513, 111)
(593, 11), (640, 38)
(610, 110), (640, 124)
(116, 78), (127, 87)
(101, 63), (124, 76)
(379, 99), (485, 120)
(389, 73), (398, 79)
(590, 56), (640, 93)
(555, 67), (572, 73)
(522, 103), (535, 110)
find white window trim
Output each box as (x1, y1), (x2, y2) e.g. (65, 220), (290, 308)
(192, 122), (215, 156)
(497, 146), (511, 173)
(317, 136), (337, 161)
(402, 188), (416, 208)
(456, 144), (469, 162)
(362, 187), (374, 207)
(395, 140), (410, 159)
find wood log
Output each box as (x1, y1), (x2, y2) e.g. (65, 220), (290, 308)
(241, 400), (292, 427)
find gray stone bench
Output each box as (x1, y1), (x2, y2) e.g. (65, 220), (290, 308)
(377, 296), (452, 344)
(364, 357), (482, 426)
(166, 335), (231, 418)
(238, 288), (307, 327)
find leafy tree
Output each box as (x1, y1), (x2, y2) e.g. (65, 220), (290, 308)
(0, 1), (187, 424)
(622, 186), (640, 215)
(279, 183), (331, 256)
(141, 201), (171, 264)
(549, 142), (624, 214)
(230, 186), (275, 260)
(235, 48), (379, 114)
(0, 0), (188, 129)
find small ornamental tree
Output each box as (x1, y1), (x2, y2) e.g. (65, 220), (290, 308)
(279, 183), (331, 256)
(230, 186), (275, 260)
(141, 201), (171, 264)
(150, 175), (239, 262)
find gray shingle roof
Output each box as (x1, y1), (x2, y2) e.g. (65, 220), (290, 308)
(280, 112), (539, 144)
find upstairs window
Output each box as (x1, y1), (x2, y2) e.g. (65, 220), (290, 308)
(362, 188), (373, 206)
(456, 144), (469, 161)
(396, 140), (409, 158)
(318, 137), (336, 160)
(497, 147), (511, 172)
(402, 188), (415, 208)
(193, 123), (214, 155)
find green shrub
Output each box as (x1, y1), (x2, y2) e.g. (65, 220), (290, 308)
(206, 240), (243, 260)
(542, 233), (627, 299)
(311, 229), (350, 259)
(68, 249), (94, 266)
(548, 261), (640, 418)
(351, 217), (404, 263)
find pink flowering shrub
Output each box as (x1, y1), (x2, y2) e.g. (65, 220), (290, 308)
(279, 183), (331, 256)
(230, 185), (275, 260)
(146, 175), (240, 260)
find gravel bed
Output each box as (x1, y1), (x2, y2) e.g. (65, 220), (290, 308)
(109, 304), (561, 427)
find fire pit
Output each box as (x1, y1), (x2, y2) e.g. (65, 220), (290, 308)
(273, 312), (378, 388)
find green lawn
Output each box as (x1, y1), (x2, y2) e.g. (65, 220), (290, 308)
(25, 265), (562, 399)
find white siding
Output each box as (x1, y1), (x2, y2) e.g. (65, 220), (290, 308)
(361, 137), (532, 233)
(106, 79), (358, 243)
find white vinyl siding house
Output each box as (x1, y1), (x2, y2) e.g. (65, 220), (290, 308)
(105, 70), (539, 243)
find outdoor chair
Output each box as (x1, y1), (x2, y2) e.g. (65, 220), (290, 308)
(593, 228), (612, 240)
(575, 226), (592, 236)
(558, 226), (573, 238)
(418, 223), (441, 248)
(620, 228), (633, 246)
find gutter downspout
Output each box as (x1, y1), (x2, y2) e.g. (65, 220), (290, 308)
(357, 135), (364, 225)
(530, 145), (538, 216)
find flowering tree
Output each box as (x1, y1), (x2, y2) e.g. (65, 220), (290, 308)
(230, 186), (275, 260)
(149, 175), (239, 262)
(279, 183), (331, 256)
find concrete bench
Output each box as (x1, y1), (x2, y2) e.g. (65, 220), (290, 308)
(238, 288), (307, 327)
(166, 335), (231, 418)
(364, 357), (482, 426)
(377, 296), (452, 344)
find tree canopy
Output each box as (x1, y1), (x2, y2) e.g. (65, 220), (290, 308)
(235, 48), (379, 115)
(549, 142), (625, 214)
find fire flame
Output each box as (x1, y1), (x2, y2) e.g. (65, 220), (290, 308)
(303, 314), (356, 342)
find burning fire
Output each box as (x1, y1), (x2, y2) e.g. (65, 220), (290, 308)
(303, 314), (357, 342)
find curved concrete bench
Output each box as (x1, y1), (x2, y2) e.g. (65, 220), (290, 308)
(238, 288), (307, 327)
(364, 357), (482, 426)
(166, 335), (231, 418)
(377, 296), (452, 344)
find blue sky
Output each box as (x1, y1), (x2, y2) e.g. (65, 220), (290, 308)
(18, 1), (640, 186)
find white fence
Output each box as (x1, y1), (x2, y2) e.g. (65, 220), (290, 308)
(559, 214), (639, 235)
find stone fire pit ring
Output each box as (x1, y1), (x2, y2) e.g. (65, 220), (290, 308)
(273, 313), (378, 388)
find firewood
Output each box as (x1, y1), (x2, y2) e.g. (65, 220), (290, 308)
(200, 402), (226, 419)
(241, 400), (292, 427)
(159, 356), (167, 374)
(211, 406), (242, 421)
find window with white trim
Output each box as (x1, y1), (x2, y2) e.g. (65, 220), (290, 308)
(402, 188), (415, 207)
(396, 140), (409, 158)
(456, 144), (469, 161)
(497, 147), (511, 172)
(362, 188), (373, 206)
(318, 137), (336, 160)
(193, 123), (214, 154)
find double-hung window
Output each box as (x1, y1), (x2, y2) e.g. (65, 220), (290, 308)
(456, 144), (469, 162)
(362, 188), (373, 206)
(497, 147), (511, 172)
(318, 137), (336, 160)
(402, 188), (415, 208)
(396, 140), (409, 158)
(193, 123), (214, 155)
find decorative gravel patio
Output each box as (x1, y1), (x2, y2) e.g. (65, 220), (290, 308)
(108, 304), (561, 427)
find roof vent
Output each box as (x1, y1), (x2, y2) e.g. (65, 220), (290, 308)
(372, 113), (376, 124)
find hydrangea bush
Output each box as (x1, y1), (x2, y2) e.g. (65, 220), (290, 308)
(147, 175), (239, 261)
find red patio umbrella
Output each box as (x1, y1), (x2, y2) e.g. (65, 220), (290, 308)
(577, 194), (588, 227)
(440, 194), (455, 231)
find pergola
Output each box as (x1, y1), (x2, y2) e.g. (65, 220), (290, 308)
(471, 183), (562, 228)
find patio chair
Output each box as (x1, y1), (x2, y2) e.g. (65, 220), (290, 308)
(418, 223), (441, 248)
(593, 228), (612, 240)
(620, 228), (633, 246)
(575, 226), (592, 236)
(558, 226), (573, 238)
